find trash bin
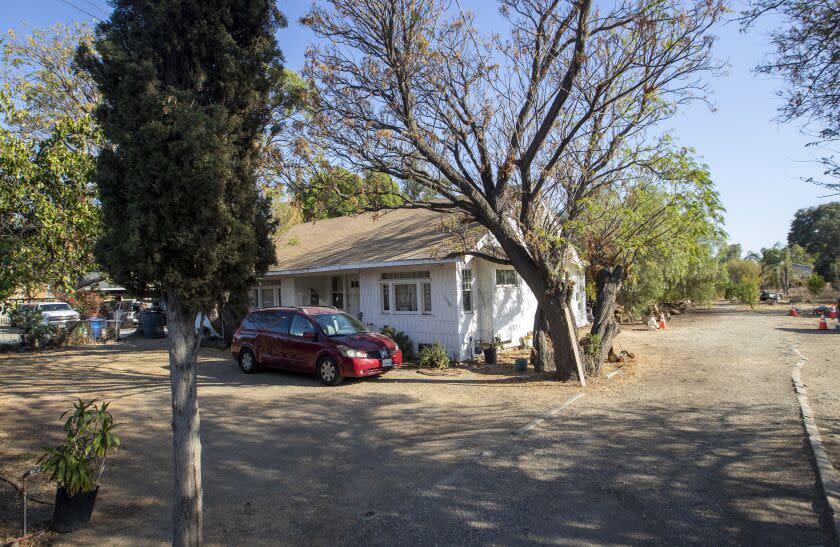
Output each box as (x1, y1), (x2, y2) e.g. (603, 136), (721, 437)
(141, 310), (165, 339)
(89, 318), (106, 340)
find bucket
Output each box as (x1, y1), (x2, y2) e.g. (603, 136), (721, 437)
(483, 347), (497, 365)
(141, 311), (165, 338)
(52, 486), (98, 533)
(515, 358), (528, 372)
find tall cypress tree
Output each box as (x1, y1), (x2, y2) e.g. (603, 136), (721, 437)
(78, 2), (282, 544)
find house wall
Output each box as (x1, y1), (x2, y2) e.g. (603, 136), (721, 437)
(254, 258), (588, 364)
(359, 263), (461, 361)
(466, 258), (588, 352)
(456, 256), (481, 361)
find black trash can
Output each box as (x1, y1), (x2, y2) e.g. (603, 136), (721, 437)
(141, 310), (165, 338)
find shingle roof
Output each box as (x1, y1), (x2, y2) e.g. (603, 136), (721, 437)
(269, 208), (472, 273)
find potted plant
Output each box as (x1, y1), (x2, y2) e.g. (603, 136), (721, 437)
(482, 336), (503, 365)
(39, 399), (120, 533)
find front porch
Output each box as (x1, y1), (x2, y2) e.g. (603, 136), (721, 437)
(250, 271), (361, 317)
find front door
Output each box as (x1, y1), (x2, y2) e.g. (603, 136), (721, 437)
(347, 277), (361, 319)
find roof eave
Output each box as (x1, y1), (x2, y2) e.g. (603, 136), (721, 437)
(264, 257), (460, 277)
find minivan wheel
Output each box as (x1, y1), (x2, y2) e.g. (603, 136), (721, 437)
(317, 357), (343, 386)
(239, 349), (258, 374)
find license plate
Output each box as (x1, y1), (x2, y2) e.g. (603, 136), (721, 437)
(381, 358), (393, 368)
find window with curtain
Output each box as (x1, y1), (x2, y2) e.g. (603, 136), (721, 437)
(394, 283), (418, 312)
(422, 282), (432, 313)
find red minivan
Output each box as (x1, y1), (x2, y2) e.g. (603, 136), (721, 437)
(231, 306), (402, 385)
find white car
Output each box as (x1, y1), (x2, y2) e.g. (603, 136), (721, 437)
(27, 302), (81, 326)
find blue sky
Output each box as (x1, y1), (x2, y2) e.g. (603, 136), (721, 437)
(2, 0), (832, 254)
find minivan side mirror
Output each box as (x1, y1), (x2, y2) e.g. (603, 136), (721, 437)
(302, 330), (317, 340)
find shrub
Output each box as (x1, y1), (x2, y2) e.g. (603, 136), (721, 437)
(380, 325), (416, 361)
(14, 308), (53, 349)
(807, 273), (826, 296)
(733, 277), (760, 308)
(51, 322), (92, 347)
(418, 342), (450, 369)
(39, 399), (121, 495)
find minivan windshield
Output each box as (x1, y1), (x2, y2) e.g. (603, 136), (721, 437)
(313, 312), (369, 337)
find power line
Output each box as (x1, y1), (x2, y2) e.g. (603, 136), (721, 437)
(81, 0), (110, 17)
(58, 0), (105, 23)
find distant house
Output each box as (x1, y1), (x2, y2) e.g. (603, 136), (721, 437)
(250, 208), (587, 362)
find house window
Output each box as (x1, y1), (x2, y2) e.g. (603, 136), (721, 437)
(260, 287), (276, 308)
(394, 283), (418, 312)
(331, 276), (344, 309)
(462, 269), (473, 312)
(495, 269), (517, 286)
(255, 283), (281, 309)
(380, 271), (432, 315)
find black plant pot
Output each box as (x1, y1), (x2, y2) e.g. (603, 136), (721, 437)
(52, 486), (99, 533)
(483, 347), (497, 365)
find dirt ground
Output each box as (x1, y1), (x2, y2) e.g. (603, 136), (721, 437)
(0, 303), (836, 545)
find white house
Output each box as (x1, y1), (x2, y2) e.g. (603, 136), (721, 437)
(249, 208), (588, 362)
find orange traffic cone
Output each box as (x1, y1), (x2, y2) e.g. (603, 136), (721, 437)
(830, 305), (837, 319)
(658, 313), (667, 330)
(819, 314), (828, 330)
(789, 306), (798, 317)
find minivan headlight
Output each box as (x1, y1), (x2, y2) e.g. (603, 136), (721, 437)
(338, 345), (367, 358)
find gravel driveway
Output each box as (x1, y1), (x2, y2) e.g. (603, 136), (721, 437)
(0, 304), (834, 545)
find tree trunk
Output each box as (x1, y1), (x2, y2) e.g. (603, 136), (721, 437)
(531, 305), (554, 372)
(586, 266), (624, 376)
(536, 286), (586, 382)
(210, 286), (250, 346)
(165, 289), (203, 547)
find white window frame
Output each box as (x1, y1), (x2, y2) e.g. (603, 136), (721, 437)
(422, 282), (432, 315)
(495, 269), (518, 286)
(461, 268), (473, 313)
(379, 271), (433, 315)
(381, 282), (390, 312)
(256, 283), (281, 309)
(331, 276), (345, 310)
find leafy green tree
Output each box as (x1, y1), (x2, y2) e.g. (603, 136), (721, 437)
(292, 168), (402, 221)
(722, 244), (744, 262)
(733, 277), (760, 308)
(788, 203), (840, 279)
(758, 244), (812, 295)
(578, 146), (724, 371)
(0, 90), (101, 302)
(78, 1), (283, 543)
(622, 237), (725, 315)
(807, 273), (826, 296)
(1, 24), (98, 141)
